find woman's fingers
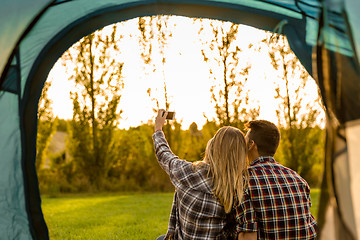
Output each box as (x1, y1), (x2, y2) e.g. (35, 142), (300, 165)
(158, 109), (168, 118)
(155, 109), (168, 131)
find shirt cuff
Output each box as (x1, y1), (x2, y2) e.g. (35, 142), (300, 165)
(153, 130), (164, 138)
(236, 222), (258, 233)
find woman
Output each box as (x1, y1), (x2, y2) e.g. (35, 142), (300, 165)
(153, 110), (249, 240)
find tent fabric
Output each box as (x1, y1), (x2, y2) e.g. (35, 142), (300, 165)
(0, 92), (32, 239)
(346, 119), (360, 236)
(332, 128), (358, 238)
(0, 0), (54, 83)
(1, 0), (355, 90)
(344, 0), (360, 62)
(2, 52), (20, 94)
(0, 0), (359, 239)
(312, 3), (359, 236)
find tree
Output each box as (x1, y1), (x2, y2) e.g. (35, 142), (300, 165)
(138, 15), (182, 150)
(62, 24), (124, 190)
(109, 124), (174, 191)
(138, 15), (173, 82)
(37, 80), (57, 170)
(138, 15), (173, 112)
(198, 20), (260, 130)
(180, 122), (206, 161)
(267, 33), (325, 186)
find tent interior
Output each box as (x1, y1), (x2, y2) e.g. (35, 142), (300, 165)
(0, 0), (359, 239)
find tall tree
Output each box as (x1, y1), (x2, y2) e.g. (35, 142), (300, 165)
(138, 15), (173, 112)
(138, 15), (173, 84)
(62, 24), (124, 189)
(198, 20), (259, 129)
(138, 15), (181, 149)
(267, 33), (325, 185)
(37, 81), (57, 170)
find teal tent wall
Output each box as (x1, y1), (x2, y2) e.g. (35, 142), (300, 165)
(0, 0), (359, 239)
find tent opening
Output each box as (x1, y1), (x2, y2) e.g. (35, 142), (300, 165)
(2, 1), (359, 239)
(35, 15), (326, 238)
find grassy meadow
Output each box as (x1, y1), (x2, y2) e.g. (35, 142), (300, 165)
(42, 190), (320, 239)
(42, 192), (173, 239)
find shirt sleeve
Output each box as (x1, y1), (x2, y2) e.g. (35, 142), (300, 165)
(166, 192), (177, 237)
(306, 182), (313, 208)
(152, 130), (190, 177)
(234, 189), (258, 233)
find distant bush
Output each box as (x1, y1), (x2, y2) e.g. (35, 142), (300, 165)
(38, 121), (324, 194)
(56, 118), (70, 132)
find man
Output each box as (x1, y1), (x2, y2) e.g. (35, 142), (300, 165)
(235, 120), (317, 240)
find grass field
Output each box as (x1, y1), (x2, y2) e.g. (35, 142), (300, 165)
(42, 190), (320, 239)
(42, 192), (173, 239)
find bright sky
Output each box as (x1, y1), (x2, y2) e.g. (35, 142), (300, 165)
(46, 16), (323, 130)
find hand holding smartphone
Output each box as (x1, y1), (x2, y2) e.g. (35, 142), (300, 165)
(155, 110), (175, 132)
(162, 111), (175, 120)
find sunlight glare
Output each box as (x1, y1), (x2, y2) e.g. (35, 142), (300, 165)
(46, 16), (324, 130)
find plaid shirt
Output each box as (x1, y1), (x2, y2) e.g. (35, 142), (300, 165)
(234, 156), (317, 239)
(153, 131), (235, 240)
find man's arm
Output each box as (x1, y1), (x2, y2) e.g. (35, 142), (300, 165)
(238, 232), (257, 240)
(234, 189), (258, 240)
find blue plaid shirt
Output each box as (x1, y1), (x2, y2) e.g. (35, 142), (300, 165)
(234, 156), (317, 239)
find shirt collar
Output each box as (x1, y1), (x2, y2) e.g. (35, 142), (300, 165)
(250, 156), (276, 166)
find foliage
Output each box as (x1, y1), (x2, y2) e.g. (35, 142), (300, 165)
(274, 127), (325, 186)
(138, 15), (173, 111)
(198, 20), (259, 130)
(180, 122), (206, 161)
(267, 34), (325, 186)
(62, 24), (125, 190)
(38, 120), (219, 194)
(55, 118), (69, 132)
(108, 124), (173, 192)
(138, 15), (182, 151)
(39, 117), (324, 193)
(179, 121), (219, 162)
(138, 15), (173, 74)
(37, 81), (57, 170)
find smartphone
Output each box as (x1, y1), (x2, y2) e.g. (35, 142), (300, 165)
(162, 111), (175, 120)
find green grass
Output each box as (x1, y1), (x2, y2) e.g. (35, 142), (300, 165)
(310, 188), (320, 219)
(42, 192), (174, 240)
(42, 190), (320, 239)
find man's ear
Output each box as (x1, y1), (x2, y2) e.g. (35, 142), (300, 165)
(253, 142), (258, 151)
(249, 141), (259, 155)
(248, 140), (255, 150)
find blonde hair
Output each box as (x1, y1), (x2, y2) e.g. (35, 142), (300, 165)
(204, 126), (248, 213)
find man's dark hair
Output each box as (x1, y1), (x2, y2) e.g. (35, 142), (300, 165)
(245, 120), (280, 156)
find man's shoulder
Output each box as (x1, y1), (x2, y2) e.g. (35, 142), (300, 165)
(248, 159), (310, 186)
(248, 157), (282, 174)
(249, 158), (296, 175)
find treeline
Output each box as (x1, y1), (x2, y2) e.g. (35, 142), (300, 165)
(37, 118), (324, 195)
(37, 119), (210, 194)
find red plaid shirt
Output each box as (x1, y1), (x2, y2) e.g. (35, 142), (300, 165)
(234, 156), (317, 239)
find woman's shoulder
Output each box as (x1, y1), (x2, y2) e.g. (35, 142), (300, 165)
(172, 161), (213, 193)
(191, 160), (209, 172)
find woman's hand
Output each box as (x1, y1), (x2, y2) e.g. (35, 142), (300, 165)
(155, 109), (168, 132)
